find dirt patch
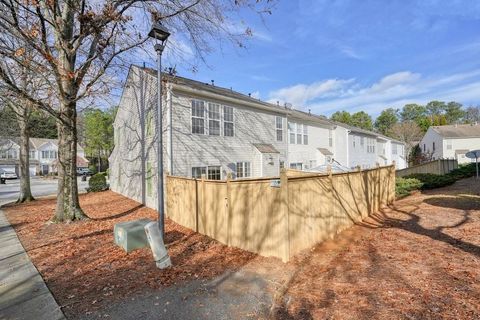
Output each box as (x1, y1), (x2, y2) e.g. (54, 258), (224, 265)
(273, 177), (480, 319)
(4, 191), (257, 318)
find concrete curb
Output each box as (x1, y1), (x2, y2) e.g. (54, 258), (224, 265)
(0, 207), (66, 320)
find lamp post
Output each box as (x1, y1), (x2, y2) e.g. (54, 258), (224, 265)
(148, 21), (170, 237)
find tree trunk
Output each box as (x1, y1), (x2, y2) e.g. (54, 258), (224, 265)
(16, 111), (34, 203)
(53, 104), (88, 222)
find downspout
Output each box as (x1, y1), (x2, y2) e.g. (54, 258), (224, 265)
(140, 68), (146, 205)
(168, 85), (173, 175)
(346, 129), (351, 167)
(285, 114), (289, 169)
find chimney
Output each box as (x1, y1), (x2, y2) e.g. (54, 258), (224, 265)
(211, 80), (214, 86)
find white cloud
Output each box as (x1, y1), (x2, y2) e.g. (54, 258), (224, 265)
(268, 78), (354, 106)
(268, 69), (480, 116)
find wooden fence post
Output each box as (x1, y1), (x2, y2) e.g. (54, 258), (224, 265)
(280, 169), (290, 262)
(199, 174), (206, 234)
(226, 173), (232, 246)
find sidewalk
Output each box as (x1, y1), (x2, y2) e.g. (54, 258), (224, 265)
(0, 208), (65, 320)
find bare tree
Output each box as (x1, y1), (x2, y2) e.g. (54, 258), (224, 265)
(389, 121), (423, 163)
(0, 49), (46, 203)
(0, 0), (273, 222)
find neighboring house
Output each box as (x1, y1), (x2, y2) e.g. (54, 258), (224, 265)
(332, 123), (407, 170)
(0, 137), (88, 176)
(419, 123), (480, 164)
(110, 65), (407, 209)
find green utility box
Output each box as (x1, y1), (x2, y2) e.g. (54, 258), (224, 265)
(114, 219), (152, 253)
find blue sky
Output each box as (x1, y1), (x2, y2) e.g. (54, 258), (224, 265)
(145, 1), (480, 118)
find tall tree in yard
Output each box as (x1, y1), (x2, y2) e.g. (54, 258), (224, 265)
(389, 121), (423, 162)
(351, 111), (373, 131)
(0, 47), (47, 203)
(84, 107), (115, 172)
(0, 0), (273, 222)
(330, 110), (352, 125)
(374, 108), (398, 136)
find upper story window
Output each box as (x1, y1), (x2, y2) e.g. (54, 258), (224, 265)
(288, 122), (307, 145)
(29, 150), (35, 159)
(208, 103), (220, 136)
(366, 138), (375, 153)
(360, 137), (365, 147)
(41, 150), (57, 159)
(223, 106), (234, 137)
(296, 123), (302, 144)
(275, 116), (283, 142)
(392, 144), (398, 155)
(288, 122), (295, 144)
(303, 125), (308, 145)
(0, 149), (17, 159)
(191, 100), (234, 137)
(191, 100), (205, 134)
(432, 142), (436, 152)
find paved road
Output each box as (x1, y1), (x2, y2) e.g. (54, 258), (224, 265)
(0, 177), (89, 202)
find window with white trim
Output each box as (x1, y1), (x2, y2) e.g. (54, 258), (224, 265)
(223, 106), (234, 137)
(236, 162), (251, 178)
(279, 160), (285, 169)
(275, 116), (283, 142)
(208, 103), (220, 136)
(296, 123), (302, 144)
(29, 150), (35, 159)
(303, 125), (308, 145)
(392, 144), (398, 155)
(290, 162), (303, 170)
(192, 166), (206, 179)
(191, 100), (205, 134)
(288, 122), (295, 144)
(208, 166), (221, 180)
(360, 137), (364, 147)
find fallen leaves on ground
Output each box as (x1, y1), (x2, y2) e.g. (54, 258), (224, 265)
(4, 191), (256, 318)
(272, 177), (480, 319)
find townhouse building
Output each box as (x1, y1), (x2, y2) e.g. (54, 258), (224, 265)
(419, 123), (480, 164)
(109, 66), (406, 208)
(0, 137), (88, 176)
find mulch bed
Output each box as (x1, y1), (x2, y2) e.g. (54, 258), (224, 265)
(4, 191), (256, 318)
(274, 177), (480, 319)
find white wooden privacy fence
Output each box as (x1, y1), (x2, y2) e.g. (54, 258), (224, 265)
(166, 165), (396, 262)
(396, 159), (458, 177)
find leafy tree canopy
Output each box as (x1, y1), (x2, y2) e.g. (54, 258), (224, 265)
(374, 108), (398, 136)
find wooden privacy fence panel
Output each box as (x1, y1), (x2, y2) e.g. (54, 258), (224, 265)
(396, 159), (458, 177)
(166, 165), (395, 262)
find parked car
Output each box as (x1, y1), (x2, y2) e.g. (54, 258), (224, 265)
(76, 168), (92, 176)
(0, 168), (18, 179)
